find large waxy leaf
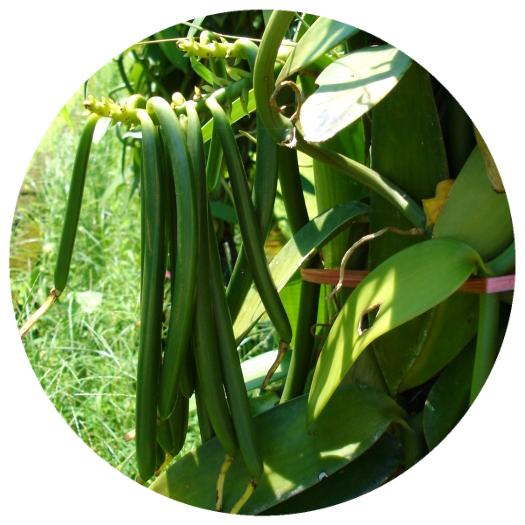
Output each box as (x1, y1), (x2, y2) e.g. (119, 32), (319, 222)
(398, 293), (479, 392)
(307, 239), (484, 426)
(261, 433), (403, 514)
(369, 61), (450, 395)
(276, 17), (360, 86)
(299, 46), (412, 143)
(233, 201), (369, 342)
(433, 145), (513, 261)
(444, 93), (476, 178)
(149, 385), (406, 514)
(423, 339), (476, 451)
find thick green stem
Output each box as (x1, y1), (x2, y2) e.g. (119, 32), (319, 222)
(226, 113), (279, 323)
(253, 11), (296, 145)
(297, 138), (427, 229)
(277, 146), (320, 403)
(470, 293), (500, 405)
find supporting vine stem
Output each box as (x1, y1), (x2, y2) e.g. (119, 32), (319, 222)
(253, 10), (428, 230)
(470, 292), (500, 405)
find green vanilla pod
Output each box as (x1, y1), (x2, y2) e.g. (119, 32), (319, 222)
(169, 389), (190, 456)
(135, 110), (166, 482)
(147, 97), (198, 421)
(207, 199), (264, 482)
(156, 418), (174, 455)
(226, 113), (279, 323)
(195, 367), (216, 443)
(54, 113), (101, 293)
(186, 101), (239, 458)
(205, 97), (292, 347)
(276, 126), (322, 403)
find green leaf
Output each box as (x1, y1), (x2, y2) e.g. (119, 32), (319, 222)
(300, 68), (367, 278)
(209, 200), (238, 224)
(92, 117), (111, 144)
(154, 26), (188, 73)
(201, 89), (256, 143)
(74, 291), (103, 314)
(233, 200), (369, 342)
(261, 433), (403, 514)
(189, 55), (214, 85)
(248, 390), (280, 417)
(100, 176), (127, 211)
(307, 239), (484, 426)
(59, 104), (74, 131)
(187, 17), (206, 38)
(369, 61), (450, 395)
(276, 17), (360, 85)
(262, 10), (273, 27)
(120, 130), (142, 141)
(149, 385), (406, 514)
(433, 145), (513, 261)
(398, 293), (479, 392)
(299, 46), (412, 143)
(423, 339), (476, 450)
(444, 93), (476, 177)
(278, 270), (303, 347)
(242, 350), (291, 391)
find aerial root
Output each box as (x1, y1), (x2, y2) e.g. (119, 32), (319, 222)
(19, 288), (61, 338)
(261, 340), (290, 391)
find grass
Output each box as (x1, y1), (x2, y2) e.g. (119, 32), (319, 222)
(9, 57), (203, 482)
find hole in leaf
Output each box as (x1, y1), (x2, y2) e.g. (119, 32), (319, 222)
(357, 302), (382, 336)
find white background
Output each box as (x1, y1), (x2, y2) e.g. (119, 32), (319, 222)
(1, 1), (523, 523)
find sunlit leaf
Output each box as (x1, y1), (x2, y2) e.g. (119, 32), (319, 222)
(190, 55), (214, 85)
(261, 433), (403, 514)
(59, 104), (74, 132)
(149, 385), (406, 514)
(299, 46), (412, 143)
(276, 17), (360, 85)
(92, 117), (111, 144)
(307, 239), (485, 426)
(433, 145), (513, 261)
(187, 16), (206, 37)
(369, 61), (450, 395)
